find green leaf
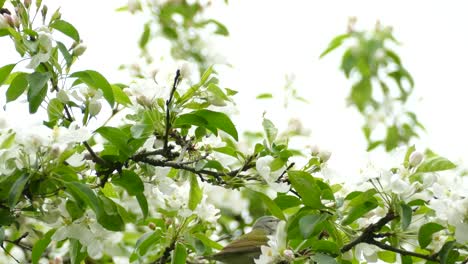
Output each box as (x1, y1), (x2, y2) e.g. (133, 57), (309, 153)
(50, 19), (80, 41)
(8, 173), (30, 208)
(135, 231), (161, 256)
(439, 241), (458, 264)
(350, 78), (372, 112)
(0, 64), (15, 86)
(418, 222), (444, 249)
(66, 200), (85, 220)
(385, 125), (400, 151)
(0, 208), (15, 225)
(192, 233), (223, 250)
(0, 132), (15, 149)
(171, 243), (187, 264)
(112, 84), (131, 106)
(70, 239), (87, 264)
(320, 33), (350, 58)
(311, 253), (338, 264)
(262, 118), (277, 145)
(175, 110), (238, 140)
(299, 213), (328, 238)
(139, 23), (151, 48)
(288, 171), (323, 209)
(274, 194), (302, 210)
(95, 126), (132, 157)
(310, 240), (340, 255)
(342, 190), (378, 225)
(399, 202), (412, 230)
(416, 156), (456, 173)
(250, 190), (286, 220)
(27, 72), (51, 113)
(188, 174), (202, 211)
(378, 251), (397, 263)
(112, 170), (144, 196)
(403, 145), (416, 168)
(71, 70), (114, 106)
(47, 98), (64, 124)
(56, 41), (73, 69)
(6, 72), (28, 102)
(136, 193), (148, 219)
(256, 93), (273, 99)
(65, 181), (124, 231)
(32, 229), (56, 264)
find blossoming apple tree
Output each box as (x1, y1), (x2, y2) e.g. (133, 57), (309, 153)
(0, 0), (466, 263)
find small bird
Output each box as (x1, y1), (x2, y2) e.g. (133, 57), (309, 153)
(209, 216), (280, 264)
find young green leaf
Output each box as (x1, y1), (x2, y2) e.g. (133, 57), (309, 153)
(8, 173), (31, 208)
(32, 229), (56, 264)
(416, 156), (456, 173)
(250, 190), (286, 220)
(172, 243), (188, 264)
(0, 63), (15, 86)
(188, 174), (202, 211)
(136, 193), (149, 219)
(112, 170), (144, 196)
(399, 202), (412, 230)
(6, 72), (28, 102)
(71, 70), (114, 106)
(27, 72), (51, 113)
(299, 213), (328, 238)
(288, 171), (323, 209)
(50, 19), (80, 41)
(262, 118), (277, 145)
(320, 33), (350, 58)
(418, 222), (444, 249)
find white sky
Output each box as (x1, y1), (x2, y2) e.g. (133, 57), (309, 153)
(2, 0), (468, 176)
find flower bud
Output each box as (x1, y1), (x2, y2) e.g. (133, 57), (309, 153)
(0, 15), (7, 29)
(409, 151), (423, 167)
(24, 0), (32, 8)
(128, 0), (141, 13)
(57, 90), (69, 103)
(283, 249), (295, 260)
(318, 150), (332, 162)
(72, 43), (87, 56)
(41, 5), (47, 20)
(88, 100), (102, 116)
(310, 144), (320, 156)
(148, 222), (156, 230)
(179, 62), (191, 79)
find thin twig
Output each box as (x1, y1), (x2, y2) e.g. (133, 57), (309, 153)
(163, 70), (181, 154)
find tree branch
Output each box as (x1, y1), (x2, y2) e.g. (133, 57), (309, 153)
(341, 210), (396, 252)
(164, 70), (181, 155)
(368, 239), (438, 262)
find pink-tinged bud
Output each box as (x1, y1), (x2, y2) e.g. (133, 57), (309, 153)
(409, 151), (424, 167)
(54, 256), (63, 264)
(284, 249), (295, 259)
(24, 0), (32, 8)
(3, 14), (14, 27)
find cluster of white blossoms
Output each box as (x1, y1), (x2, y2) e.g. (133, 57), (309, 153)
(341, 148), (468, 261)
(256, 155), (290, 193)
(254, 221), (294, 264)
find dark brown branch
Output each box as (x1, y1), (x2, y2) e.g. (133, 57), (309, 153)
(163, 70), (181, 154)
(341, 210), (396, 252)
(83, 141), (108, 167)
(156, 240), (176, 264)
(340, 210), (440, 262)
(133, 156), (255, 179)
(368, 239), (438, 262)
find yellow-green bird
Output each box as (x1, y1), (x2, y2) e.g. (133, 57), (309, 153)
(210, 216), (280, 264)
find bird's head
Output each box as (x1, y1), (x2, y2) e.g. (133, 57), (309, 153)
(252, 216), (280, 235)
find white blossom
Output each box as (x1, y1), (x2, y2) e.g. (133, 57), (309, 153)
(256, 155), (290, 193)
(26, 30), (54, 69)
